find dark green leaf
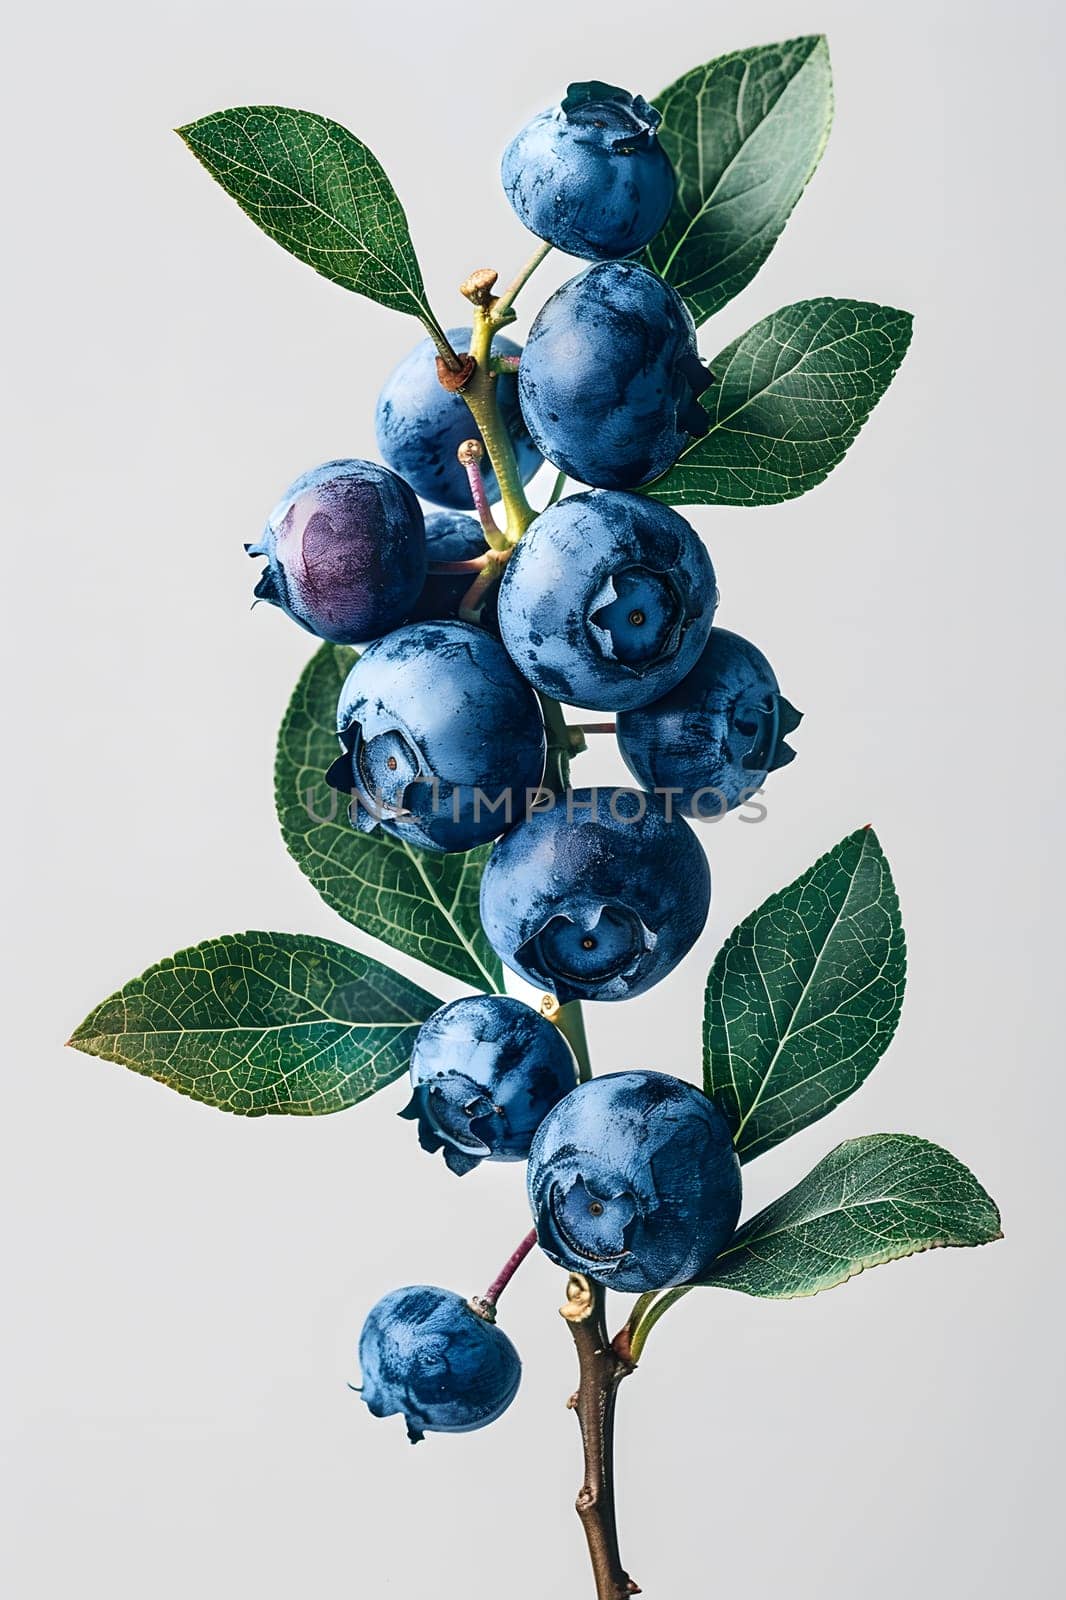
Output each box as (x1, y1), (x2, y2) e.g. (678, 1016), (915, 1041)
(68, 931), (438, 1116)
(178, 106), (439, 326)
(275, 644), (504, 993)
(646, 298), (913, 507)
(700, 1135), (1002, 1297)
(646, 36), (833, 325)
(705, 827), (906, 1162)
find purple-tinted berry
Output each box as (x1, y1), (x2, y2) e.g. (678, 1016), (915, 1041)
(247, 459), (426, 644)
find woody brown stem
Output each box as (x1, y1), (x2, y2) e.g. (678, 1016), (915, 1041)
(561, 1276), (639, 1600)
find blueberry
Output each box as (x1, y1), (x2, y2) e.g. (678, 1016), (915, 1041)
(401, 996), (577, 1174)
(325, 621), (545, 853)
(497, 491), (717, 710)
(247, 459), (426, 644)
(479, 788), (710, 1001)
(526, 1071), (741, 1292)
(518, 262), (712, 490)
(617, 627), (803, 817)
(357, 1286), (521, 1443)
(407, 511), (498, 630)
(375, 327), (542, 510)
(502, 81), (675, 261)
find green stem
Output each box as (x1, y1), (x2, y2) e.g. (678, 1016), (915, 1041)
(454, 242), (553, 541)
(627, 1286), (692, 1364)
(460, 309), (535, 542)
(532, 697), (591, 1083)
(492, 239), (553, 323)
(538, 693), (580, 792)
(548, 467), (569, 506)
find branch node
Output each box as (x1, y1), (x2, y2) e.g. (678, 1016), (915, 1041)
(610, 1325), (637, 1374)
(466, 1296), (497, 1324)
(560, 1272), (595, 1324)
(436, 352), (476, 392)
(460, 267), (499, 308)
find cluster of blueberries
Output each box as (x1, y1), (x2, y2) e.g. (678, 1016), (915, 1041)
(249, 83), (801, 1443)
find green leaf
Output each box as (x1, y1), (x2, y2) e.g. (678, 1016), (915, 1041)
(700, 1135), (1002, 1297)
(646, 36), (833, 326)
(178, 106), (438, 327)
(275, 643), (504, 993)
(68, 931), (438, 1116)
(645, 298), (913, 508)
(705, 827), (906, 1163)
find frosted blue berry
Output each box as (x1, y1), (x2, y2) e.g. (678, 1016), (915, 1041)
(518, 262), (711, 489)
(526, 1071), (741, 1292)
(357, 1286), (521, 1443)
(326, 621), (545, 853)
(502, 81), (675, 260)
(617, 627), (802, 816)
(479, 788), (710, 1001)
(497, 491), (717, 710)
(375, 327), (541, 510)
(401, 996), (577, 1174)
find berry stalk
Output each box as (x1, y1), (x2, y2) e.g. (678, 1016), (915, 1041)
(491, 239), (553, 322)
(480, 1227), (539, 1309)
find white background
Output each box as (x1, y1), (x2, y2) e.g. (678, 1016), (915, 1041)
(3, 1), (1062, 1595)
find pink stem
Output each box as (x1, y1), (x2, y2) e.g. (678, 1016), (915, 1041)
(429, 556), (491, 575)
(482, 1227), (538, 1307)
(577, 723), (617, 734)
(459, 443), (505, 544)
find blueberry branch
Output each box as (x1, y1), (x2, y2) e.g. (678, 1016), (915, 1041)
(437, 299), (631, 1600)
(562, 1275), (640, 1600)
